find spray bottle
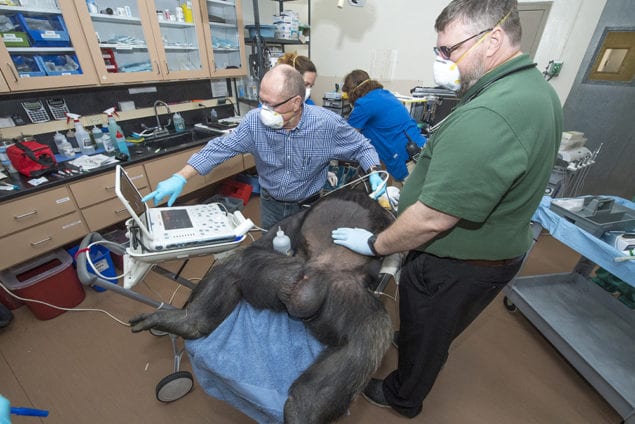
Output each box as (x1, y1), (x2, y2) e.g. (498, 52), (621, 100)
(66, 113), (95, 155)
(273, 226), (292, 255)
(103, 107), (123, 141)
(114, 130), (130, 157)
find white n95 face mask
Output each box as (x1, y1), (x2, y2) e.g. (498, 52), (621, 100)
(305, 87), (312, 101)
(259, 106), (284, 129)
(433, 56), (461, 92)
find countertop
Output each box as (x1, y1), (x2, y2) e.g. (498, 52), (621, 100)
(0, 128), (217, 203)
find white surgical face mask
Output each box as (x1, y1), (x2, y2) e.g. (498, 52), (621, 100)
(433, 56), (461, 92)
(259, 105), (284, 129)
(305, 87), (312, 101)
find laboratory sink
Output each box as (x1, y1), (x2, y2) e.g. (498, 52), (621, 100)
(128, 130), (207, 157)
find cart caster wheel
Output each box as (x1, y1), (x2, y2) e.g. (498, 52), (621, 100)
(150, 328), (169, 337)
(503, 296), (517, 312)
(156, 371), (194, 402)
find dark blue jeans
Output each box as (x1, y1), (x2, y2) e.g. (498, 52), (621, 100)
(259, 188), (315, 230)
(383, 251), (524, 418)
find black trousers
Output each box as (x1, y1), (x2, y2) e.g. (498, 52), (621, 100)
(383, 251), (524, 418)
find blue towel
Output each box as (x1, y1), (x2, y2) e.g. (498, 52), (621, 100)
(533, 195), (635, 286)
(186, 300), (324, 424)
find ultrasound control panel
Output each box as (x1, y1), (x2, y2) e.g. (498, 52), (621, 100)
(146, 204), (238, 250)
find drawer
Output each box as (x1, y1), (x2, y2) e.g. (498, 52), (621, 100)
(81, 187), (149, 231)
(0, 211), (88, 270)
(69, 164), (148, 208)
(0, 186), (76, 238)
(206, 156), (244, 184)
(144, 147), (207, 202)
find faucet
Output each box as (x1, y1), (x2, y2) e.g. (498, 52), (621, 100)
(152, 100), (172, 137)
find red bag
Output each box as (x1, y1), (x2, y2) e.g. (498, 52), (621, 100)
(6, 139), (57, 177)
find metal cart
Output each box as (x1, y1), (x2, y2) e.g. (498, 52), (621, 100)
(75, 230), (246, 403)
(503, 196), (635, 424)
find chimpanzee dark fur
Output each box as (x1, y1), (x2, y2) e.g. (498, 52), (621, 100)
(129, 189), (395, 423)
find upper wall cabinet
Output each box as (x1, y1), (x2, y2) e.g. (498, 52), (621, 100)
(0, 0), (98, 92)
(74, 0), (210, 84)
(199, 0), (247, 77)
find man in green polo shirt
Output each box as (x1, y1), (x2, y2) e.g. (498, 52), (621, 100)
(332, 0), (562, 418)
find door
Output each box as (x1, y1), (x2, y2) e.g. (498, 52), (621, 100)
(0, 0), (98, 91)
(74, 0), (210, 84)
(200, 0), (247, 77)
(518, 2), (552, 59)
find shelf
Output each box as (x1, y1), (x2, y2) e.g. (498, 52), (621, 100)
(98, 43), (148, 51)
(0, 5), (59, 15)
(244, 37), (307, 45)
(210, 22), (237, 28)
(158, 21), (196, 28)
(89, 13), (141, 24)
(7, 47), (75, 53)
(505, 272), (635, 421)
(163, 45), (197, 50)
(207, 0), (236, 6)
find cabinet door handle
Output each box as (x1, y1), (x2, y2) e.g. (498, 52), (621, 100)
(105, 185), (115, 190)
(115, 208), (128, 214)
(14, 210), (38, 220)
(164, 60), (170, 74)
(154, 60), (160, 74)
(30, 236), (53, 247)
(6, 63), (18, 82)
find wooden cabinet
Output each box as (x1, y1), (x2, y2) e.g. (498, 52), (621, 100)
(0, 185), (88, 270)
(0, 185), (76, 237)
(199, 0), (247, 77)
(73, 0), (211, 84)
(0, 148), (250, 270)
(144, 147), (207, 202)
(0, 0), (98, 92)
(69, 164), (148, 231)
(69, 164), (146, 208)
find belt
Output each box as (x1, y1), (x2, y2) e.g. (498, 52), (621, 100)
(463, 255), (524, 267)
(263, 188), (321, 206)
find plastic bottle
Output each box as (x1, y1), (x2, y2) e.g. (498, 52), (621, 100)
(273, 226), (292, 255)
(53, 131), (67, 153)
(115, 130), (130, 157)
(101, 128), (116, 153)
(173, 112), (185, 132)
(67, 113), (95, 155)
(103, 107), (124, 146)
(181, 1), (193, 23)
(91, 126), (104, 150)
(66, 128), (80, 153)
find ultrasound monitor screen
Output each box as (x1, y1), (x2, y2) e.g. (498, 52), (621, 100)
(119, 167), (146, 217)
(160, 209), (193, 230)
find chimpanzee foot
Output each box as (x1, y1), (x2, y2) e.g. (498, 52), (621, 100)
(129, 309), (206, 339)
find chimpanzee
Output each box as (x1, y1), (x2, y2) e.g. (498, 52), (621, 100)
(129, 188), (395, 423)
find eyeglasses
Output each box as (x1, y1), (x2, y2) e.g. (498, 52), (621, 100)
(260, 95), (297, 110)
(433, 28), (492, 60)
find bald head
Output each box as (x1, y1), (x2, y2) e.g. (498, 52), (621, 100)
(261, 64), (306, 100)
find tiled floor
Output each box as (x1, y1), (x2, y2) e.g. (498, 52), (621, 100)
(0, 196), (624, 423)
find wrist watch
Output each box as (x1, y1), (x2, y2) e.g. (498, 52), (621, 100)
(368, 165), (380, 173)
(367, 234), (380, 256)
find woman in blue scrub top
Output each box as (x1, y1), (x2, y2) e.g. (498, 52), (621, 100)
(277, 52), (317, 105)
(343, 70), (426, 182)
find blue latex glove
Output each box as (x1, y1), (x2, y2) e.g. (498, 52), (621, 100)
(141, 173), (187, 206)
(369, 172), (386, 199)
(331, 227), (374, 256)
(0, 395), (9, 424)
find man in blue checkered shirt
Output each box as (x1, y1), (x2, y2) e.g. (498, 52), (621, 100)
(143, 65), (383, 229)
